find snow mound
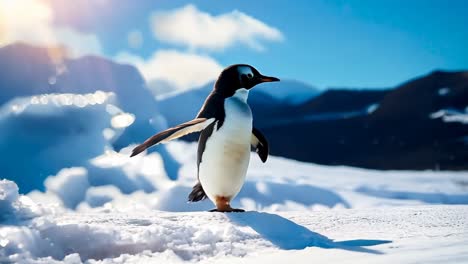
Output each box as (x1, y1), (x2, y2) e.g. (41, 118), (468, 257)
(44, 168), (90, 209)
(0, 180), (45, 223)
(0, 92), (123, 193)
(30, 148), (169, 210)
(83, 185), (122, 208)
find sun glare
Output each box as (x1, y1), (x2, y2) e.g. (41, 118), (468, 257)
(0, 0), (52, 46)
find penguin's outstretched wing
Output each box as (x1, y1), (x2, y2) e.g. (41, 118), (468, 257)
(130, 118), (215, 157)
(251, 127), (269, 163)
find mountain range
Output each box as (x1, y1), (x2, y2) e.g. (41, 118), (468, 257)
(263, 71), (468, 170)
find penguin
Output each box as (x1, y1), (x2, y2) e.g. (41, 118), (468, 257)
(131, 64), (279, 212)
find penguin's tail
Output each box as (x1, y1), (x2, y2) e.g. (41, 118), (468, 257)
(188, 182), (208, 202)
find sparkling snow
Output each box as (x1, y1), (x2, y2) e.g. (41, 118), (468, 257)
(1, 182), (467, 263)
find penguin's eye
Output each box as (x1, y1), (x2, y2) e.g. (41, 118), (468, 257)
(247, 73), (253, 79)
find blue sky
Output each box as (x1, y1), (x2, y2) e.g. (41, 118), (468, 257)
(2, 0), (468, 90)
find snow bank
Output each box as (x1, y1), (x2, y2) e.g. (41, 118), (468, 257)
(0, 180), (45, 223)
(44, 168), (90, 209)
(29, 147), (169, 210)
(0, 92), (120, 193)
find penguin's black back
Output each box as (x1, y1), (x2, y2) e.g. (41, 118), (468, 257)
(188, 91), (226, 202)
(196, 91), (226, 129)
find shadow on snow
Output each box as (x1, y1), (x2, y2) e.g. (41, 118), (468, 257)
(228, 211), (391, 254)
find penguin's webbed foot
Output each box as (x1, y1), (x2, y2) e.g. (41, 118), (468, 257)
(211, 196), (245, 212)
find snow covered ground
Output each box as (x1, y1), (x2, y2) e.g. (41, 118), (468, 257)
(1, 191), (467, 263)
(2, 141), (468, 263)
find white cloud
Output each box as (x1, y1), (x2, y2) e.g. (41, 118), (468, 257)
(0, 0), (102, 57)
(116, 50), (223, 95)
(151, 4), (283, 51)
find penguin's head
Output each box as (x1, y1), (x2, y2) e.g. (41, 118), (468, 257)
(214, 64), (280, 96)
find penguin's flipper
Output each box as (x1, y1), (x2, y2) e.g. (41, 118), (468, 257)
(131, 118), (215, 157)
(251, 127), (269, 163)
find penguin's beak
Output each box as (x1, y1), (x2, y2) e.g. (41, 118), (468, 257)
(258, 75), (280, 83)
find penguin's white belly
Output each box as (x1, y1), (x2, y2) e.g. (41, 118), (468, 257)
(199, 92), (252, 202)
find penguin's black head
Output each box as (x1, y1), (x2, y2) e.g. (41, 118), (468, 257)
(214, 64), (280, 96)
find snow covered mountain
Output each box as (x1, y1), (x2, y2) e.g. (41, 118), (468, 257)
(261, 70), (468, 170)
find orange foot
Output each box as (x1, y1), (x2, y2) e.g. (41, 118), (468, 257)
(209, 196), (245, 213)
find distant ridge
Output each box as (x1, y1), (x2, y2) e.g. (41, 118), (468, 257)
(262, 70), (468, 170)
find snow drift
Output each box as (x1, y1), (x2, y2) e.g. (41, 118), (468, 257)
(1, 178), (466, 263)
